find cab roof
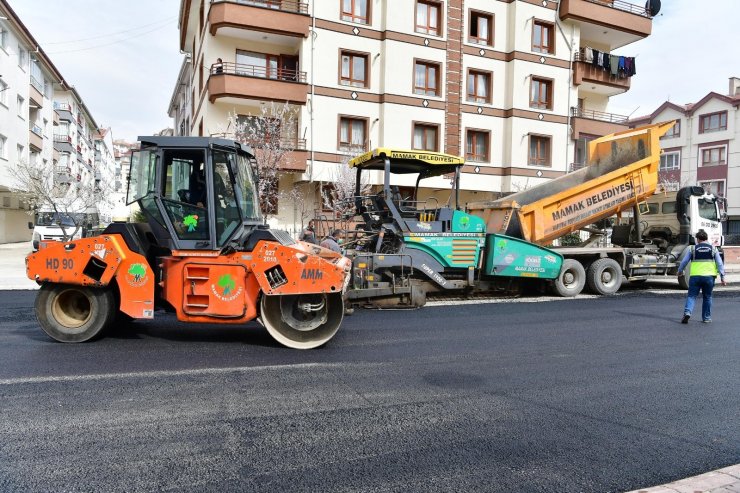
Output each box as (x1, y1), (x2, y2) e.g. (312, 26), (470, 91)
(348, 148), (464, 177)
(137, 135), (254, 155)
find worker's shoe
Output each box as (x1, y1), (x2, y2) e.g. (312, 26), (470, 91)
(702, 319), (712, 324)
(681, 314), (690, 324)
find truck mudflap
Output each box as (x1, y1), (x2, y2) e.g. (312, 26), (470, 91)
(484, 234), (563, 279)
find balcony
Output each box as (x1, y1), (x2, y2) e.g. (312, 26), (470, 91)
(573, 50), (632, 96)
(53, 109), (60, 126)
(211, 133), (308, 171)
(560, 0), (652, 49)
(209, 0), (310, 41)
(29, 76), (44, 109)
(53, 134), (74, 154)
(29, 125), (43, 151)
(571, 107), (629, 139)
(53, 102), (74, 122)
(208, 62), (308, 105)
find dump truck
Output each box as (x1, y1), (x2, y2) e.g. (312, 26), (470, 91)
(344, 122), (724, 308)
(26, 136), (351, 349)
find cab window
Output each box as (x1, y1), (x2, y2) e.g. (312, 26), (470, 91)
(644, 203), (659, 215)
(698, 199), (718, 221)
(661, 202), (676, 214)
(212, 150), (241, 246)
(161, 149), (209, 241)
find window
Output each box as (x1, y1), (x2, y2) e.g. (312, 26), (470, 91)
(530, 77), (552, 110)
(0, 135), (6, 159)
(412, 123), (439, 151)
(699, 181), (725, 198)
(18, 46), (27, 69)
(466, 129), (489, 162)
(0, 28), (7, 50)
(529, 135), (551, 167)
(415, 1), (442, 36)
(17, 144), (25, 161)
(469, 11), (492, 46)
(235, 50), (299, 81)
(662, 202), (676, 214)
(341, 0), (369, 24)
(699, 111), (727, 133)
(662, 120), (680, 139)
(414, 60), (440, 96)
(467, 70), (491, 103)
(0, 79), (7, 106)
(340, 51), (368, 87)
(17, 95), (24, 117)
(339, 116), (367, 152)
(700, 146), (726, 167)
(659, 151), (680, 170)
(532, 21), (554, 54)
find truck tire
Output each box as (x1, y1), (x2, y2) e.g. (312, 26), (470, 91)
(553, 259), (586, 297)
(586, 258), (623, 295)
(677, 272), (689, 290)
(35, 284), (116, 342)
(260, 293), (344, 349)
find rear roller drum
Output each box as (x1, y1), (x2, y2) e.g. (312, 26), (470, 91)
(260, 293), (344, 349)
(35, 284), (116, 342)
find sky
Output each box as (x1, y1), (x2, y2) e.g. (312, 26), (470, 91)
(610, 0), (740, 118)
(8, 0), (740, 141)
(9, 0), (182, 142)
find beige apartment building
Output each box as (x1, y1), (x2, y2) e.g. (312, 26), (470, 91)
(630, 77), (740, 242)
(170, 0), (654, 233)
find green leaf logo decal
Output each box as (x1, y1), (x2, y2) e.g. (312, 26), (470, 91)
(217, 274), (235, 295)
(183, 214), (199, 232)
(128, 263), (146, 282)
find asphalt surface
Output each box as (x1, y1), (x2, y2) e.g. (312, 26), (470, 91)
(0, 288), (738, 492)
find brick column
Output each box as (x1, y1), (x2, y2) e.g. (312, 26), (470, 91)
(444, 0), (464, 157)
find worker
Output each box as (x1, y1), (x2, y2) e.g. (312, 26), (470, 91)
(677, 229), (726, 324)
(299, 220), (317, 244)
(320, 229), (342, 254)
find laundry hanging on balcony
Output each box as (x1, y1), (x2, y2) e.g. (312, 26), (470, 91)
(584, 48), (636, 78)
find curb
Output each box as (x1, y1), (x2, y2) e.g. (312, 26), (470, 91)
(627, 464), (740, 492)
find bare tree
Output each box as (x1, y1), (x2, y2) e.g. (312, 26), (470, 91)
(284, 183), (314, 233)
(9, 157), (114, 240)
(321, 155), (370, 219)
(226, 101), (302, 218)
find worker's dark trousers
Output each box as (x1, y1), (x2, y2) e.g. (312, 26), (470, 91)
(683, 275), (715, 322)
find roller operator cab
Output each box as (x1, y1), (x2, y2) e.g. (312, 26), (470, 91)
(344, 149), (563, 308)
(26, 136), (351, 349)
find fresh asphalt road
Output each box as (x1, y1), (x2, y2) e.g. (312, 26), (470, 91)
(0, 288), (738, 493)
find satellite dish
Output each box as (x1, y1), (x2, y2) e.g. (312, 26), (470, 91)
(645, 0), (661, 16)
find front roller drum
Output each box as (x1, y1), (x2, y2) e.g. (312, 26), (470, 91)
(35, 283), (116, 342)
(260, 293), (344, 349)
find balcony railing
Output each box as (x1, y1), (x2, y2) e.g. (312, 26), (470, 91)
(30, 75), (43, 93)
(221, 0), (309, 14)
(53, 134), (71, 143)
(211, 133), (307, 150)
(30, 124), (43, 136)
(53, 102), (72, 112)
(211, 62), (307, 83)
(584, 0), (652, 17)
(571, 107), (629, 124)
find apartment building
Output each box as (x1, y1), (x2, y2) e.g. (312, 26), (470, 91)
(629, 77), (740, 240)
(0, 0), (65, 242)
(170, 0), (655, 233)
(0, 0), (118, 241)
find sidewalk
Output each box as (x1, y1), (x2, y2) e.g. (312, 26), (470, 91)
(0, 242), (37, 290)
(627, 464), (740, 492)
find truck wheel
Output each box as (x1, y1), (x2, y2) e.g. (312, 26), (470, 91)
(35, 284), (115, 342)
(260, 293), (344, 349)
(552, 259), (586, 297)
(586, 258), (623, 295)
